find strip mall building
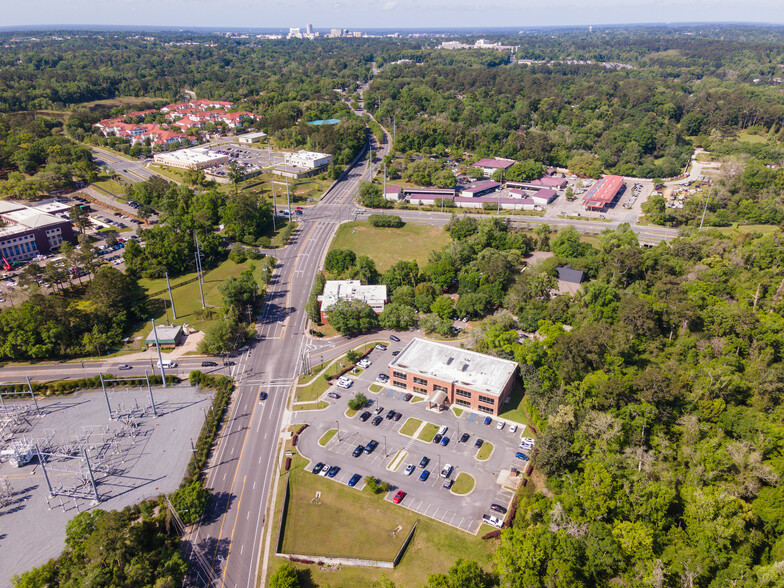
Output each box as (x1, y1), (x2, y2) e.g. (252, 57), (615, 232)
(388, 338), (518, 416)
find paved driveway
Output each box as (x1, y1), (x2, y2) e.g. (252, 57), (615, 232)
(293, 343), (529, 534)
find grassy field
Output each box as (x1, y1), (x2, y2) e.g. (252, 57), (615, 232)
(737, 129), (769, 144)
(318, 429), (337, 446)
(498, 385), (534, 428)
(92, 175), (129, 197)
(399, 418), (423, 437)
(294, 375), (331, 403)
(476, 441), (494, 461)
(270, 455), (496, 586)
(148, 164), (184, 184)
(127, 259), (265, 350)
(715, 224), (781, 236)
(369, 384), (383, 393)
(329, 221), (451, 272)
(452, 472), (475, 495)
(417, 423), (439, 443)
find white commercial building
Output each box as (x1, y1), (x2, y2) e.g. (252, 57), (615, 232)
(153, 147), (230, 170)
(286, 150), (333, 170)
(238, 131), (268, 144)
(317, 280), (387, 320)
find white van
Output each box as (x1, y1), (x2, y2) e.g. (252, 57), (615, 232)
(157, 360), (178, 369)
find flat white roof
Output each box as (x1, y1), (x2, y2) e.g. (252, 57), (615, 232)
(318, 280), (387, 311)
(389, 338), (517, 397)
(239, 131), (267, 140)
(154, 147), (227, 165)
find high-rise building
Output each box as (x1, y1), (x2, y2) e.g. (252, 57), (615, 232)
(306, 23), (313, 34)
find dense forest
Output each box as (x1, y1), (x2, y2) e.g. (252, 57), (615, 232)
(316, 216), (784, 587)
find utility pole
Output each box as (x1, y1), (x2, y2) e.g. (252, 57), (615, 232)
(271, 180), (277, 231)
(699, 186), (712, 230)
(194, 237), (205, 309)
(150, 318), (168, 388)
(165, 272), (177, 319)
(285, 178), (292, 219)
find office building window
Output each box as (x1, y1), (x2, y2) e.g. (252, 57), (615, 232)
(478, 395), (495, 405)
(456, 389), (471, 399)
(478, 405), (494, 414)
(455, 399), (471, 407)
(393, 371), (406, 380)
(413, 386), (427, 394)
(433, 384), (447, 393)
(413, 376), (427, 386)
(393, 380), (407, 389)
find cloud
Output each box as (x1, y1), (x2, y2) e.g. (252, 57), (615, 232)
(382, 1), (397, 10)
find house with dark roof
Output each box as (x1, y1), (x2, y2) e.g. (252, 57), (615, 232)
(556, 265), (585, 295)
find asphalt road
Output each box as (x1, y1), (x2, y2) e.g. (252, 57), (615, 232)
(91, 146), (159, 183)
(182, 131), (388, 588)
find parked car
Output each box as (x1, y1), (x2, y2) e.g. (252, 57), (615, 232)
(372, 416), (383, 426)
(440, 464), (453, 478)
(440, 436), (450, 447)
(376, 373), (389, 382)
(359, 411), (371, 422)
(475, 438), (484, 449)
(392, 412), (402, 421)
(404, 464), (415, 476)
(443, 479), (454, 490)
(419, 470), (430, 482)
(385, 410), (395, 420)
(375, 344), (387, 351)
(460, 433), (470, 443)
(365, 440), (379, 453)
(484, 416), (492, 425)
(437, 426), (448, 436)
(490, 504), (508, 514)
(403, 393), (412, 401)
(312, 462), (324, 475)
(201, 361), (217, 367)
(482, 514), (503, 528)
(419, 456), (430, 468)
(348, 474), (361, 487)
(393, 490), (406, 503)
(374, 406), (384, 414)
(433, 434), (443, 444)
(327, 466), (340, 478)
(497, 421), (505, 430)
(391, 350), (401, 356)
(352, 445), (364, 458)
(515, 452), (529, 461)
(117, 364), (133, 370)
(328, 392), (341, 399)
(509, 424), (518, 434)
(319, 464), (331, 477)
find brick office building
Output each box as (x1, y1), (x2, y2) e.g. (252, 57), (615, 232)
(387, 338), (518, 416)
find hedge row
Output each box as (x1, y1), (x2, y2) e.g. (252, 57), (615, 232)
(1, 373), (178, 397)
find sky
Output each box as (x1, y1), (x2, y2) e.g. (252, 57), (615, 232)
(4, 0), (784, 30)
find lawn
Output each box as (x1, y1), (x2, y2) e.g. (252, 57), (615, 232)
(92, 175), (129, 197)
(476, 441), (494, 461)
(127, 259), (266, 350)
(411, 395), (424, 403)
(294, 376), (331, 403)
(399, 417), (423, 437)
(329, 221), (451, 272)
(498, 384), (535, 428)
(345, 407), (358, 418)
(737, 129), (769, 144)
(452, 472), (475, 495)
(270, 455), (495, 586)
(452, 407), (464, 417)
(369, 384), (383, 393)
(417, 423), (439, 443)
(293, 401), (328, 411)
(318, 429), (337, 447)
(147, 164), (185, 184)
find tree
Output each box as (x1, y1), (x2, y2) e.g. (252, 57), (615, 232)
(327, 299), (378, 335)
(534, 224), (552, 251)
(368, 214), (404, 228)
(219, 269), (258, 314)
(425, 559), (496, 588)
(69, 205), (91, 234)
(269, 563), (300, 588)
(430, 295), (454, 319)
(568, 153), (603, 178)
(324, 249), (356, 274)
(506, 160), (546, 182)
(379, 302), (417, 330)
(348, 393), (368, 410)
(171, 482), (211, 525)
(551, 226), (583, 258)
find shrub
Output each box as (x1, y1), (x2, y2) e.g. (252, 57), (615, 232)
(368, 214), (404, 228)
(482, 530), (502, 540)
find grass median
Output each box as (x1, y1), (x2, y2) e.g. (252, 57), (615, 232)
(318, 429), (337, 446)
(417, 423), (439, 443)
(451, 472), (475, 495)
(399, 417), (423, 437)
(476, 441), (494, 461)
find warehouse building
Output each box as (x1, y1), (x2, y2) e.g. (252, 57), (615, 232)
(317, 280), (388, 322)
(388, 338), (518, 416)
(582, 175), (625, 211)
(153, 147), (229, 170)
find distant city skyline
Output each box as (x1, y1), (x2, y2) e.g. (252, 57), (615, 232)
(4, 0), (784, 29)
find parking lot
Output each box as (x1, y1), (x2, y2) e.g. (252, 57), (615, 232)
(294, 342), (532, 535)
(202, 143), (287, 179)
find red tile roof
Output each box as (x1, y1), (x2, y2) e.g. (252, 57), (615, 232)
(582, 175), (624, 209)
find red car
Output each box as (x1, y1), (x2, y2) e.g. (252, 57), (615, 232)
(393, 490), (406, 504)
